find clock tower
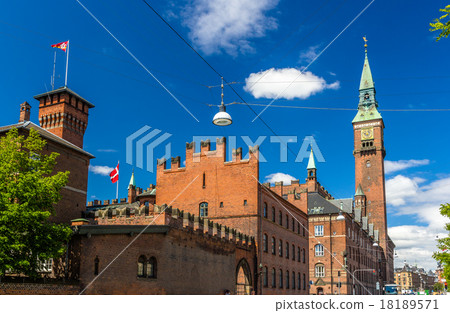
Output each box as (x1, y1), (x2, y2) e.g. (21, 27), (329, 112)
(352, 43), (388, 255)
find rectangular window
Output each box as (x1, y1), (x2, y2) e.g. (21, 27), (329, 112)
(37, 258), (53, 273)
(314, 225), (324, 236)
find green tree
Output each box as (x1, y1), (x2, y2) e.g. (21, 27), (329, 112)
(0, 128), (72, 278)
(433, 203), (450, 283)
(430, 5), (450, 41)
(433, 282), (444, 292)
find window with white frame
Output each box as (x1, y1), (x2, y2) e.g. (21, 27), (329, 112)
(315, 244), (324, 256)
(314, 225), (324, 236)
(315, 264), (325, 277)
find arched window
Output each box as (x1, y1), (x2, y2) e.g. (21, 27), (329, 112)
(263, 266), (268, 287)
(137, 255), (157, 278)
(279, 269), (283, 288)
(292, 218), (295, 231)
(137, 255), (146, 277)
(297, 273), (301, 290)
(279, 239), (283, 257)
(286, 270), (290, 289)
(272, 207), (276, 222)
(263, 234), (268, 252)
(297, 247), (300, 262)
(147, 257), (157, 278)
(303, 273), (306, 290)
(278, 211), (282, 225)
(271, 268), (276, 288)
(199, 202), (208, 217)
(94, 256), (99, 276)
(315, 264), (325, 277)
(292, 271), (296, 290)
(297, 222), (300, 234)
(292, 244), (295, 260)
(302, 248), (306, 263)
(263, 202), (267, 218)
(315, 244), (324, 256)
(271, 237), (276, 255)
(285, 214), (289, 228)
(285, 241), (289, 259)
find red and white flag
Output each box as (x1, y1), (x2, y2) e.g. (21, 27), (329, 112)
(51, 41), (68, 52)
(109, 163), (119, 183)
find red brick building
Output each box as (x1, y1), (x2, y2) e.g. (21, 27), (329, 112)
(0, 87), (94, 224)
(155, 139), (310, 295)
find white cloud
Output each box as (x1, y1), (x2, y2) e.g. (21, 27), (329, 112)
(299, 45), (321, 64)
(385, 174), (450, 270)
(89, 165), (114, 176)
(244, 68), (340, 100)
(265, 172), (296, 185)
(384, 159), (430, 174)
(182, 0), (279, 55)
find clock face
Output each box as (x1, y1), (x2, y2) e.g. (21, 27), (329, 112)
(361, 127), (374, 140)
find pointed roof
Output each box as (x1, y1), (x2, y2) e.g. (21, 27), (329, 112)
(359, 48), (374, 90)
(128, 171), (135, 189)
(307, 149), (316, 170)
(355, 184), (365, 196)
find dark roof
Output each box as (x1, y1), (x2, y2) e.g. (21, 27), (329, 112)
(0, 121), (94, 159)
(136, 189), (156, 197)
(34, 86), (95, 108)
(76, 224), (170, 236)
(308, 193), (339, 215)
(86, 201), (140, 212)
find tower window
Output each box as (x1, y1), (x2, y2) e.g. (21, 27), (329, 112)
(202, 172), (206, 188)
(366, 161), (371, 167)
(199, 202), (208, 217)
(243, 199), (247, 206)
(220, 202), (223, 208)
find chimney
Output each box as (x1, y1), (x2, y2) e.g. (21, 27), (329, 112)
(19, 102), (31, 123)
(34, 87), (95, 148)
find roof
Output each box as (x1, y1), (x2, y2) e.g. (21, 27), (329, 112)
(128, 172), (136, 189)
(307, 149), (316, 170)
(136, 189), (156, 197)
(34, 86), (95, 108)
(352, 105), (383, 123)
(308, 193), (353, 215)
(87, 201), (141, 212)
(0, 121), (94, 158)
(355, 184), (365, 196)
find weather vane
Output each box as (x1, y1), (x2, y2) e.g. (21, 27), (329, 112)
(363, 36), (368, 48)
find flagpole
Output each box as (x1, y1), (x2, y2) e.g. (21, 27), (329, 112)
(52, 51), (56, 90)
(116, 161), (119, 200)
(65, 40), (70, 87)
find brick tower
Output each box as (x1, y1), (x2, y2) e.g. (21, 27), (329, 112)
(34, 86), (94, 148)
(352, 44), (388, 254)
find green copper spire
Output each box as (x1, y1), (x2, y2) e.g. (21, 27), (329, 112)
(355, 184), (365, 196)
(128, 169), (135, 189)
(352, 37), (382, 123)
(359, 46), (374, 90)
(307, 149), (316, 170)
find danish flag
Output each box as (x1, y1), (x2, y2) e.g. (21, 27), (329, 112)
(109, 162), (119, 183)
(51, 41), (68, 52)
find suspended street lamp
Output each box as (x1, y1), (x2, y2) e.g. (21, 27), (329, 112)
(212, 77), (232, 126)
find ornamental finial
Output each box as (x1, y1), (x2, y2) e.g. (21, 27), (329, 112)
(363, 36), (368, 49)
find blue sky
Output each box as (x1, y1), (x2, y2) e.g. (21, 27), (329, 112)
(1, 0), (449, 270)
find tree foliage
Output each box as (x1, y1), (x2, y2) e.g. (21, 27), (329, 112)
(433, 282), (444, 292)
(433, 203), (450, 283)
(430, 5), (450, 41)
(0, 128), (72, 278)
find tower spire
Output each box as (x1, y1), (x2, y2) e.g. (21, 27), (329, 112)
(352, 37), (382, 123)
(307, 149), (316, 170)
(128, 169), (136, 189)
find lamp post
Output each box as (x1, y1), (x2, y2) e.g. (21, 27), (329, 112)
(352, 268), (376, 295)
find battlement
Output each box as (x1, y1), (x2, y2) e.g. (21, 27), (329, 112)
(157, 137), (259, 172)
(77, 204), (255, 249)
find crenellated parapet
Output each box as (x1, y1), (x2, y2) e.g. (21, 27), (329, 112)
(158, 137), (260, 172)
(78, 203), (255, 248)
